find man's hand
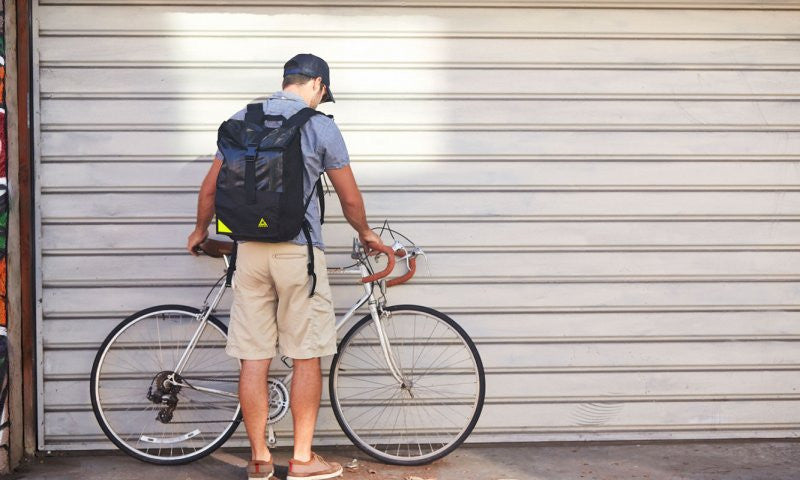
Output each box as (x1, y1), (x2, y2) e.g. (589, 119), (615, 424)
(187, 228), (209, 256)
(359, 229), (384, 255)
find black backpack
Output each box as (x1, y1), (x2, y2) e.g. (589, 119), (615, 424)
(215, 103), (328, 295)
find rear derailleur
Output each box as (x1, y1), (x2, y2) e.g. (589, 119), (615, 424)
(146, 371), (183, 424)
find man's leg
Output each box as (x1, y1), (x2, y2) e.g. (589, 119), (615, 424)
(240, 358), (273, 462)
(270, 244), (338, 473)
(290, 357), (322, 462)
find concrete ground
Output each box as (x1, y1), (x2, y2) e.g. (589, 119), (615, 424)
(7, 441), (800, 480)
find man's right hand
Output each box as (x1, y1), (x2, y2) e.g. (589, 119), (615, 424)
(359, 229), (384, 255)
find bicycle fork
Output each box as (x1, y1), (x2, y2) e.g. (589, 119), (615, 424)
(367, 298), (407, 386)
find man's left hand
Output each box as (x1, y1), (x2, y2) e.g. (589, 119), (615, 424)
(187, 228), (209, 256)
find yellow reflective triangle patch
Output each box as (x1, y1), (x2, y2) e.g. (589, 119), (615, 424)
(217, 219), (232, 234)
(258, 218), (268, 228)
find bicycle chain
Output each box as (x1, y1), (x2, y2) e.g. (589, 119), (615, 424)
(181, 376), (238, 383)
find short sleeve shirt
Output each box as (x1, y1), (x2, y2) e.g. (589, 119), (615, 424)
(216, 91), (350, 251)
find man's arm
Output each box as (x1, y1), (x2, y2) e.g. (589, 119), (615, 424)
(326, 165), (382, 252)
(186, 157), (223, 255)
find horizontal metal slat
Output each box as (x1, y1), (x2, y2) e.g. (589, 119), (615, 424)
(38, 215), (800, 225)
(36, 1), (800, 10)
(39, 123), (800, 133)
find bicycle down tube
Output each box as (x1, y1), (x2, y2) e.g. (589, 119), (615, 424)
(169, 261), (236, 398)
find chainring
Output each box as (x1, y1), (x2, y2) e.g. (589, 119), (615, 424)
(267, 379), (289, 424)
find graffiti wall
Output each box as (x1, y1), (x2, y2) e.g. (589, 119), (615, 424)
(0, 0), (9, 463)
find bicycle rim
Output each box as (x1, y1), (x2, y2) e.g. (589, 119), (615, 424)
(330, 305), (485, 465)
(90, 306), (241, 464)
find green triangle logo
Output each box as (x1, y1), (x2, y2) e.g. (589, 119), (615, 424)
(258, 218), (268, 228)
(217, 219), (232, 234)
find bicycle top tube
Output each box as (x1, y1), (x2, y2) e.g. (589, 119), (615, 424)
(196, 237), (419, 286)
(197, 240), (362, 276)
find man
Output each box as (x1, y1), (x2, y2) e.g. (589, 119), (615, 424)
(187, 53), (382, 480)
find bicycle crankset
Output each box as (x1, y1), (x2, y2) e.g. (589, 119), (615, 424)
(267, 379), (289, 424)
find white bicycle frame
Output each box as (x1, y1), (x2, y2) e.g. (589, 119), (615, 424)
(167, 253), (408, 400)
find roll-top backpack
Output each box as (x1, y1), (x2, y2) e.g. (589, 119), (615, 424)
(215, 103), (328, 295)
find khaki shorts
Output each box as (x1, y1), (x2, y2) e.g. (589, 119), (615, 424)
(225, 242), (337, 360)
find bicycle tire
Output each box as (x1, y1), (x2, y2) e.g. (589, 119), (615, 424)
(329, 304), (485, 466)
(90, 305), (241, 465)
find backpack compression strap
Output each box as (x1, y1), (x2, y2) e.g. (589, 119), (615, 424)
(243, 104), (287, 203)
(244, 104), (264, 204)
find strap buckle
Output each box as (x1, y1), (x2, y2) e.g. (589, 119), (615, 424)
(245, 144), (257, 160)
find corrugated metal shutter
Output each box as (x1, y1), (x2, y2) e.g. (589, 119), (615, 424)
(35, 1), (800, 450)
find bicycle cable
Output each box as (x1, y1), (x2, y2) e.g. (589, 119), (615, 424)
(374, 220), (418, 249)
(374, 220), (431, 277)
(202, 273), (227, 306)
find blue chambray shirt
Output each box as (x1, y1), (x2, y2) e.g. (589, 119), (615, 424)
(216, 91), (350, 251)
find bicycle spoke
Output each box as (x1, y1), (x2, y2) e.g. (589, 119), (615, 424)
(339, 347), (389, 372)
(337, 375), (395, 388)
(337, 382), (398, 401)
(413, 348), (474, 384)
(365, 322), (393, 372)
(341, 386), (401, 427)
(410, 384), (475, 430)
(367, 388), (405, 446)
(156, 318), (164, 370)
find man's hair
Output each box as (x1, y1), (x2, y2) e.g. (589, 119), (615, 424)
(282, 74), (314, 89)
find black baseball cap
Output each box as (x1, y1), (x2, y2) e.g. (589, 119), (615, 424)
(283, 53), (334, 103)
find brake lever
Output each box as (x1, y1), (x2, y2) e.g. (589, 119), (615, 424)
(391, 241), (431, 279)
(416, 248), (431, 277)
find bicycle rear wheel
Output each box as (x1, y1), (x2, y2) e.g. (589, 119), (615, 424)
(329, 304), (485, 465)
(90, 305), (241, 465)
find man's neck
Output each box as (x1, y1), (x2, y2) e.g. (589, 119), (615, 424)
(281, 87), (311, 106)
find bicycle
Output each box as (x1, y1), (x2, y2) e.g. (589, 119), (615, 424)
(90, 230), (485, 466)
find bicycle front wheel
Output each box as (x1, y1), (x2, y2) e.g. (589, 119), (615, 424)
(330, 305), (485, 465)
(90, 305), (241, 465)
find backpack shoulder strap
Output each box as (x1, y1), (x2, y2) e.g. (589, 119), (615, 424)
(284, 107), (323, 130)
(244, 102), (265, 124)
(290, 108), (329, 296)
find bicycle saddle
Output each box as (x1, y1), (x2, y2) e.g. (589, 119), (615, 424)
(198, 239), (235, 258)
